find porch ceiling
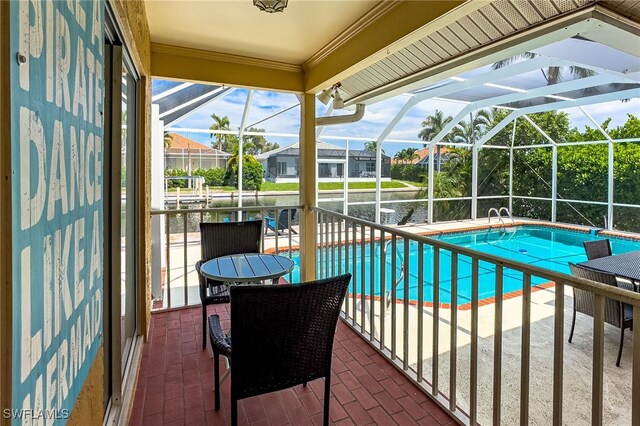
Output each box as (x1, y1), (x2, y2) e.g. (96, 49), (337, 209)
(146, 0), (640, 106)
(144, 0), (380, 64)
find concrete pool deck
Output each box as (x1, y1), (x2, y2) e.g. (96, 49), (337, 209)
(346, 287), (633, 425)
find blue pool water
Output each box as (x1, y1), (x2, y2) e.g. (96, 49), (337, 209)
(288, 226), (640, 305)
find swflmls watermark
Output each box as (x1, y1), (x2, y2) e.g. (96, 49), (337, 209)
(3, 409), (70, 420)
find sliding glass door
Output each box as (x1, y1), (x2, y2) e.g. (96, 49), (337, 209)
(120, 57), (137, 370)
(104, 5), (139, 410)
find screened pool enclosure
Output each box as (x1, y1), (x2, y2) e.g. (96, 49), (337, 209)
(154, 34), (639, 232)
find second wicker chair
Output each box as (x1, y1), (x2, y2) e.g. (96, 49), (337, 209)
(568, 263), (633, 366)
(209, 273), (352, 426)
(196, 220), (262, 349)
(583, 239), (612, 260)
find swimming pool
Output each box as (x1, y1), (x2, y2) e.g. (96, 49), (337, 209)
(289, 226), (640, 305)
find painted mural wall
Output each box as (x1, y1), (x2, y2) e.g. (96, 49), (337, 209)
(10, 0), (104, 423)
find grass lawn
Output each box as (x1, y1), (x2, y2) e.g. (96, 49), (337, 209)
(260, 182), (300, 191)
(400, 180), (426, 187)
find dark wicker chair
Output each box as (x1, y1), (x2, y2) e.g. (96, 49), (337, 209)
(265, 208), (298, 235)
(583, 239), (612, 260)
(209, 273), (352, 426)
(196, 220), (262, 349)
(569, 263), (633, 367)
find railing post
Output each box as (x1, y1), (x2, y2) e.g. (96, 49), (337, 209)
(633, 306), (640, 425)
(428, 149), (435, 224)
(552, 144), (558, 222)
(300, 93), (317, 281)
(471, 146), (479, 220)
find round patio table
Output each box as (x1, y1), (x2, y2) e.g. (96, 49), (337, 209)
(200, 253), (294, 285)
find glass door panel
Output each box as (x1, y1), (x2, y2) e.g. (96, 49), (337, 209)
(120, 64), (137, 369)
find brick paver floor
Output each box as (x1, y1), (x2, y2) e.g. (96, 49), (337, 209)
(129, 306), (456, 425)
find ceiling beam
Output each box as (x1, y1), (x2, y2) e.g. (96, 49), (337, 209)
(412, 55), (567, 101)
(425, 73), (623, 149)
(580, 7), (640, 58)
(152, 82), (193, 102)
(151, 43), (304, 92)
(475, 87), (640, 148)
(163, 88), (235, 128)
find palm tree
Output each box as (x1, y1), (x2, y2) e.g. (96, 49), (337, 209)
(452, 109), (493, 145)
(492, 51), (593, 86)
(419, 110), (453, 144)
(163, 131), (173, 148)
(404, 148), (419, 164)
(394, 149), (407, 164)
(209, 114), (234, 151)
(419, 110), (453, 172)
(364, 140), (386, 155)
(417, 172), (463, 200)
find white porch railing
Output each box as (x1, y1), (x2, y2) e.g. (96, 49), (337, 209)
(312, 206), (640, 425)
(149, 205), (301, 310)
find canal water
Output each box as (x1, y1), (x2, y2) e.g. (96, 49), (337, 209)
(165, 190), (474, 233)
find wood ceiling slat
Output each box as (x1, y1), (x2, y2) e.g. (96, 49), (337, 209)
(469, 11), (503, 39)
(404, 44), (435, 67)
(513, 1), (545, 24)
(421, 37), (449, 61)
(530, 0), (560, 19)
(391, 52), (421, 74)
(447, 22), (480, 49)
(493, 0), (530, 29)
(553, 0), (580, 13)
(378, 57), (406, 79)
(413, 39), (442, 63)
(483, 3), (518, 33)
(439, 26), (472, 51)
(430, 31), (462, 56)
(457, 15), (491, 44)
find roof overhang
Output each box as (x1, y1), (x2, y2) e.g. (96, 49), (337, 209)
(341, 4), (640, 107)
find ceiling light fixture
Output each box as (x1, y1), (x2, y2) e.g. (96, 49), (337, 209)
(317, 83), (345, 109)
(317, 87), (334, 105)
(332, 89), (345, 109)
(253, 0), (288, 13)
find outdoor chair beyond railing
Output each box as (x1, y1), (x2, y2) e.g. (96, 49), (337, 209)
(583, 239), (612, 260)
(195, 220), (263, 349)
(569, 263), (633, 367)
(265, 208), (298, 235)
(208, 273), (352, 426)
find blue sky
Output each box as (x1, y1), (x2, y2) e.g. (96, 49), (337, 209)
(160, 84), (640, 155)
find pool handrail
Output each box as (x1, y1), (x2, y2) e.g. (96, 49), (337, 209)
(488, 208), (505, 227)
(499, 207), (516, 224)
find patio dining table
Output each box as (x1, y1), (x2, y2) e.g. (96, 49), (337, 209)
(577, 250), (640, 283)
(200, 253), (295, 285)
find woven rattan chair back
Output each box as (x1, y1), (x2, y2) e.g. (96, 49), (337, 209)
(197, 220), (262, 349)
(568, 263), (632, 366)
(200, 220), (262, 262)
(569, 263), (622, 328)
(229, 273), (351, 425)
(583, 239), (612, 260)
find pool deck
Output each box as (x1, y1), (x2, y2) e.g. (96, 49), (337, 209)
(346, 287), (634, 425)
